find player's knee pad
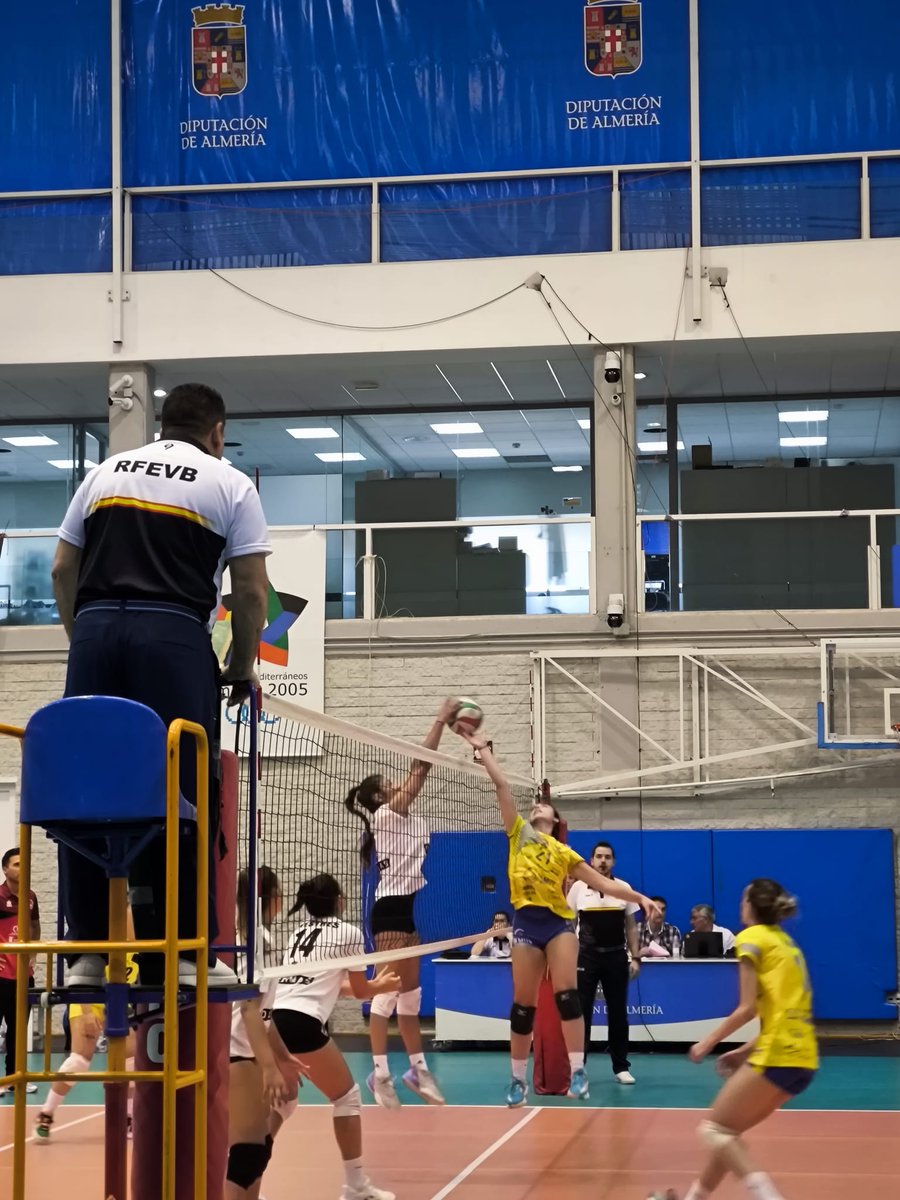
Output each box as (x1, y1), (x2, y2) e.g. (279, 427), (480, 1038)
(226, 1136), (273, 1189)
(369, 990), (399, 1019)
(554, 989), (583, 1021)
(698, 1120), (737, 1153)
(396, 987), (422, 1017)
(59, 1053), (92, 1075)
(332, 1082), (361, 1119)
(510, 1003), (536, 1035)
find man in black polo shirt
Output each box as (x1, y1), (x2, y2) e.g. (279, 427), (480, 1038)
(566, 840), (641, 1084)
(51, 383), (270, 985)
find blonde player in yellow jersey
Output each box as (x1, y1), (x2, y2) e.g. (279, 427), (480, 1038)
(36, 950), (140, 1139)
(673, 878), (818, 1200)
(459, 729), (659, 1107)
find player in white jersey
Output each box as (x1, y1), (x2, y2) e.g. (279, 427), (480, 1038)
(344, 698), (458, 1110)
(272, 874), (400, 1200)
(227, 867), (298, 1199)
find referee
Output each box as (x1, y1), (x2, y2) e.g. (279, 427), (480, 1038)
(51, 383), (270, 986)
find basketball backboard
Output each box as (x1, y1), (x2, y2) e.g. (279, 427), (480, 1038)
(819, 637), (900, 749)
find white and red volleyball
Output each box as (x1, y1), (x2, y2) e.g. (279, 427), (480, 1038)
(449, 698), (484, 736)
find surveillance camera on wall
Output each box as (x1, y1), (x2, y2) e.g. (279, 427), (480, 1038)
(108, 374), (135, 410)
(604, 351), (622, 385)
(606, 593), (625, 630)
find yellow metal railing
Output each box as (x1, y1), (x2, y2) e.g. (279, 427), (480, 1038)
(0, 716), (210, 1200)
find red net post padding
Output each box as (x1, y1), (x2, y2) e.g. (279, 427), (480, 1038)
(131, 749), (238, 1200)
(533, 811), (572, 1096)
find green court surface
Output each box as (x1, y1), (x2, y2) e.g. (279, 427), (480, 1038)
(9, 1047), (900, 1112)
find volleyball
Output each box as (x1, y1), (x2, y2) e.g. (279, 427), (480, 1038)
(449, 698), (484, 736)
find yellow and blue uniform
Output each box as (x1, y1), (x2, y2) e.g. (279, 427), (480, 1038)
(734, 923), (818, 1095)
(69, 953), (139, 1023)
(507, 815), (583, 948)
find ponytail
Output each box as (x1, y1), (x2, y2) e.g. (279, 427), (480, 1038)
(344, 774), (383, 867)
(745, 877), (798, 925)
(289, 872), (342, 919)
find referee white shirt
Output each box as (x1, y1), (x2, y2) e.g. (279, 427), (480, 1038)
(58, 438), (270, 625)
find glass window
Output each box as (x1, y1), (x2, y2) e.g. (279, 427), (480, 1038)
(0, 424), (77, 529)
(659, 398), (900, 611)
(225, 406), (592, 617)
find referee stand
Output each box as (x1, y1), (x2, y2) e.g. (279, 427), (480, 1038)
(0, 695), (211, 1200)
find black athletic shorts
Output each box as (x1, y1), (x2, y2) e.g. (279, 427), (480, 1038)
(370, 892), (417, 936)
(272, 1008), (330, 1054)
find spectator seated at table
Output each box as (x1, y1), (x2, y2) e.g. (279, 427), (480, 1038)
(636, 895), (682, 958)
(470, 910), (512, 959)
(684, 903), (735, 956)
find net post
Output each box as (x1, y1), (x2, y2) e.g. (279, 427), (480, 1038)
(104, 874), (129, 1200)
(247, 688), (259, 985)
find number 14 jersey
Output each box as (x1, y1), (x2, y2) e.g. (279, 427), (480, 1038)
(274, 917), (365, 1026)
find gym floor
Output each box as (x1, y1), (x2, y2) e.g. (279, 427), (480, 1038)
(2, 1047), (899, 1198)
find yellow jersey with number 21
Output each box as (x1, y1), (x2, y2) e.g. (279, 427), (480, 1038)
(734, 923), (819, 1071)
(507, 814), (584, 919)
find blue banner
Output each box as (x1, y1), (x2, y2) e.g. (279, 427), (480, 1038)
(123, 0), (691, 187)
(700, 0), (900, 159)
(1, 1), (110, 191)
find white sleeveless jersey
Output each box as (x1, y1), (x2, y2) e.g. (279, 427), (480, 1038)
(274, 918), (365, 1026)
(373, 804), (430, 900)
(230, 976), (278, 1059)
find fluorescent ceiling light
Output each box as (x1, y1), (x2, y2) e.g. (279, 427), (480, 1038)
(578, 418), (591, 430)
(546, 360), (567, 399)
(634, 372), (647, 381)
(287, 427), (340, 439)
(778, 410), (828, 423)
(435, 364), (463, 402)
(430, 422), (483, 435)
(48, 459), (98, 469)
(316, 451), (366, 462)
(153, 388), (167, 399)
(780, 436), (827, 448)
(452, 448), (501, 459)
(3, 435), (58, 447)
(490, 362), (515, 402)
(638, 440), (685, 452)
(552, 465), (583, 473)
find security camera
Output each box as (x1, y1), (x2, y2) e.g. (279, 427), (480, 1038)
(108, 374), (135, 411)
(604, 351), (622, 385)
(610, 392), (624, 407)
(606, 593), (625, 630)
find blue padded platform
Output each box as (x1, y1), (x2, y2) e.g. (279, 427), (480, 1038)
(21, 696), (185, 826)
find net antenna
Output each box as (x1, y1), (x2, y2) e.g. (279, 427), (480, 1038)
(232, 694), (536, 979)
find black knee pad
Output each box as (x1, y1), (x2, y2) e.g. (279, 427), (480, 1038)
(554, 988), (582, 1021)
(510, 1003), (536, 1035)
(226, 1136), (273, 1189)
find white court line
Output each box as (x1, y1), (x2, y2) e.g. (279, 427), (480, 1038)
(0, 1108), (103, 1154)
(428, 1106), (541, 1200)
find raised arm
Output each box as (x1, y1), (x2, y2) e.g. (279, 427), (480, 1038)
(460, 731), (518, 834)
(389, 698), (458, 815)
(570, 860), (662, 924)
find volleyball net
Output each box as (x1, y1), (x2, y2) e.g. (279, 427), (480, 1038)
(230, 694), (537, 980)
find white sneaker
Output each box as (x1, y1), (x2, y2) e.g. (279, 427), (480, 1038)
(402, 1065), (445, 1105)
(66, 955), (105, 986)
(177, 958), (238, 986)
(340, 1181), (396, 1200)
(25, 1083), (37, 1094)
(615, 1070), (636, 1084)
(366, 1071), (401, 1111)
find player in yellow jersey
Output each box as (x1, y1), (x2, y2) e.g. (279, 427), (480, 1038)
(35, 950), (140, 1139)
(458, 729), (659, 1108)
(662, 878), (818, 1200)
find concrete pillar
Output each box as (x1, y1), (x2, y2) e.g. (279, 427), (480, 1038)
(107, 364), (155, 455)
(590, 346), (641, 822)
